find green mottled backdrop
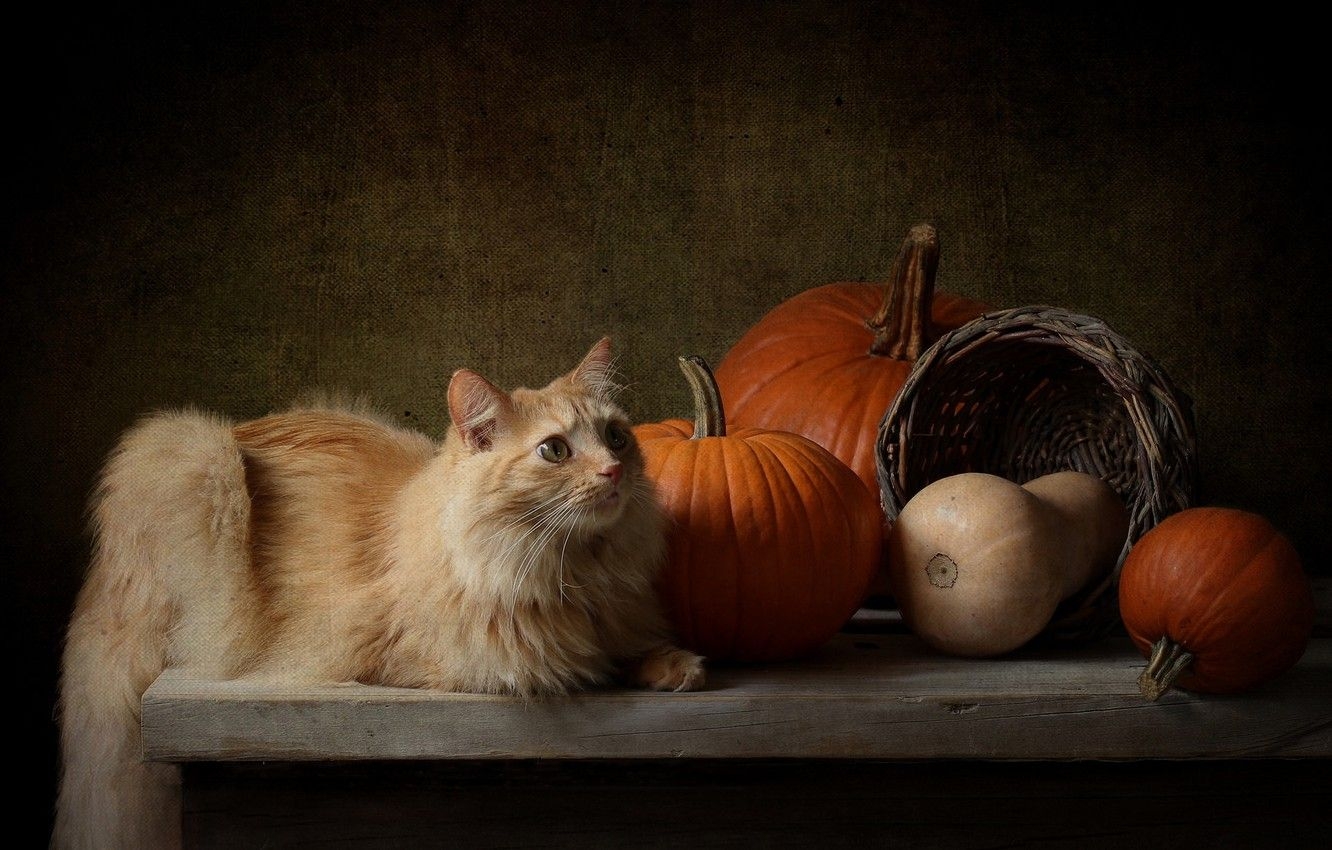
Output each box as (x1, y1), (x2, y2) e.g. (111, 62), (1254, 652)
(6, 1), (1329, 840)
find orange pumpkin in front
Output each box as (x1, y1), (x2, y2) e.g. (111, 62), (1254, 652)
(636, 356), (882, 662)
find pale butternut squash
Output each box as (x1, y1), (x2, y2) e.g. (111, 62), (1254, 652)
(886, 471), (1128, 657)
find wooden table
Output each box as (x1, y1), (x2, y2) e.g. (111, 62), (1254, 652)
(143, 630), (1332, 847)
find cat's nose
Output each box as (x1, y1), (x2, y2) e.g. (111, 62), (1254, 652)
(599, 462), (623, 487)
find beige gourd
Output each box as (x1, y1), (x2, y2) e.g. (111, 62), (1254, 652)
(886, 471), (1128, 657)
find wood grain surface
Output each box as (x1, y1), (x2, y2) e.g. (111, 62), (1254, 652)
(143, 635), (1332, 763)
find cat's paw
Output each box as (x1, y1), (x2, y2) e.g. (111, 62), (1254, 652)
(624, 645), (705, 692)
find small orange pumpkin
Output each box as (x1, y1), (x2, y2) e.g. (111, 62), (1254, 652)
(636, 356), (882, 661)
(714, 224), (989, 495)
(1118, 507), (1315, 700)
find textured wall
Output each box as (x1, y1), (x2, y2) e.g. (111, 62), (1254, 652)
(6, 1), (1329, 840)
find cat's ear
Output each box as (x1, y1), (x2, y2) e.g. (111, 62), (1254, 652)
(568, 336), (620, 399)
(448, 369), (512, 451)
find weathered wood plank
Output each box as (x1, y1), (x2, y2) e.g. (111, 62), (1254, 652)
(143, 636), (1332, 762)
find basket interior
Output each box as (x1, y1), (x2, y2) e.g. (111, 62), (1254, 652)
(900, 337), (1140, 505)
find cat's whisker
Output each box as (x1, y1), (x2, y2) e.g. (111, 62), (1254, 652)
(625, 478), (656, 511)
(494, 517), (559, 609)
(507, 491), (573, 524)
(510, 514), (573, 618)
(506, 508), (566, 586)
(480, 491), (571, 544)
(506, 498), (581, 618)
(557, 508), (588, 603)
(586, 354), (629, 401)
(487, 494), (580, 566)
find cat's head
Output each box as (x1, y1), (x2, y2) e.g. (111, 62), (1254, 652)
(446, 338), (651, 535)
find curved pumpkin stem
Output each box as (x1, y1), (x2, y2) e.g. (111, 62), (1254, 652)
(678, 356), (726, 438)
(866, 223), (940, 359)
(1138, 636), (1195, 701)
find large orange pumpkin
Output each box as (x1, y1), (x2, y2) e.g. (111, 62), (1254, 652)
(1118, 507), (1315, 700)
(714, 224), (989, 495)
(636, 356), (882, 661)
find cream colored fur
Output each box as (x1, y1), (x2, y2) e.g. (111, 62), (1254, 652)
(54, 339), (703, 849)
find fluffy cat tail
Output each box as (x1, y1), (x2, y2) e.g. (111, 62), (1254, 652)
(54, 410), (252, 850)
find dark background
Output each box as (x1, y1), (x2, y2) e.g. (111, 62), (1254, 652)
(6, 1), (1329, 842)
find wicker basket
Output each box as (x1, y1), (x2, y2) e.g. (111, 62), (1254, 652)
(875, 305), (1198, 639)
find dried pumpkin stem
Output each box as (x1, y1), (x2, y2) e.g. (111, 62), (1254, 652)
(677, 355), (726, 439)
(1138, 636), (1195, 702)
(866, 223), (940, 359)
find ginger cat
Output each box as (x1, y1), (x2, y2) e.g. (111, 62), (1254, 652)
(54, 338), (703, 848)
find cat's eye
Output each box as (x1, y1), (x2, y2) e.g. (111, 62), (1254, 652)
(537, 437), (571, 463)
(606, 422), (629, 451)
